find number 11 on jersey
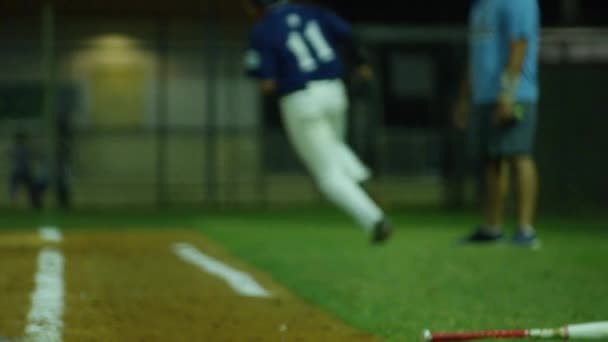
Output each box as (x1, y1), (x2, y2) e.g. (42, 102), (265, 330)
(287, 20), (335, 73)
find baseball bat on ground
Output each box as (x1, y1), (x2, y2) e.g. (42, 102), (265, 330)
(422, 321), (608, 341)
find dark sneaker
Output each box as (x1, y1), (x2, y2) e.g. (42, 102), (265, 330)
(371, 219), (392, 244)
(511, 230), (540, 249)
(460, 226), (504, 244)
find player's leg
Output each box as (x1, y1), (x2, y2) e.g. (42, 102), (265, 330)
(334, 142), (372, 183)
(500, 103), (539, 245)
(483, 158), (509, 232)
(327, 98), (347, 141)
(280, 91), (386, 235)
(513, 156), (537, 230)
(461, 104), (505, 243)
(310, 81), (390, 242)
(56, 164), (71, 209)
(319, 80), (371, 183)
(24, 171), (43, 210)
(321, 80), (348, 139)
(283, 112), (384, 231)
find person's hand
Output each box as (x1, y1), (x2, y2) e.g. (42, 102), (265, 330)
(355, 64), (374, 81)
(495, 97), (516, 126)
(350, 64), (374, 96)
(452, 99), (469, 130)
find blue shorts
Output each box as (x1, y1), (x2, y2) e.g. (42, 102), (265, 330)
(468, 102), (538, 159)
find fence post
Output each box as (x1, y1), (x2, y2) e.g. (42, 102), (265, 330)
(204, 1), (220, 206)
(41, 2), (57, 210)
(156, 17), (169, 207)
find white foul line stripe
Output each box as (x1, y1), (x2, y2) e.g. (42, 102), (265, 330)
(25, 247), (65, 341)
(39, 227), (63, 243)
(172, 243), (271, 298)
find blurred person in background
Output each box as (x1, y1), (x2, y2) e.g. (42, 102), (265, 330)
(8, 130), (47, 210)
(54, 85), (76, 210)
(243, 0), (392, 244)
(453, 0), (540, 247)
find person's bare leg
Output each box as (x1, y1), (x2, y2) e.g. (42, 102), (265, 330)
(514, 155), (537, 232)
(484, 159), (509, 232)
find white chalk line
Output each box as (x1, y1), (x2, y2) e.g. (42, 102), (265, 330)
(24, 247), (65, 342)
(172, 242), (271, 298)
(39, 227), (62, 243)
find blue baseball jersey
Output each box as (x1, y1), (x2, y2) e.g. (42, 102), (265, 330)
(469, 0), (540, 104)
(245, 3), (352, 96)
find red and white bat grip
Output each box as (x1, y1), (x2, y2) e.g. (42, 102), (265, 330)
(423, 329), (528, 341)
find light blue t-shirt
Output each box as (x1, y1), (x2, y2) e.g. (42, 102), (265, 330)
(469, 0), (540, 104)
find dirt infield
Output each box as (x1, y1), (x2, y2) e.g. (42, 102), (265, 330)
(0, 232), (39, 339)
(0, 229), (380, 341)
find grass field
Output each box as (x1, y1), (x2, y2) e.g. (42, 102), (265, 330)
(1, 207), (607, 341)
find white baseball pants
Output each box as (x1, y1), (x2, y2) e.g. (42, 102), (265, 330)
(279, 79), (382, 231)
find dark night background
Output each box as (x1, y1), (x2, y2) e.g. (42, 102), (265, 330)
(1, 1), (607, 27)
(322, 0), (607, 26)
(0, 0), (606, 212)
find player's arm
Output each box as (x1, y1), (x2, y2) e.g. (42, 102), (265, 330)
(452, 68), (471, 130)
(258, 79), (276, 94)
(498, 39), (527, 108)
(244, 33), (277, 95)
(323, 10), (373, 80)
(496, 0), (536, 123)
(347, 35), (373, 81)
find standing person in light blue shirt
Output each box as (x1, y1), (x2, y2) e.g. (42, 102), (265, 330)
(453, 0), (540, 247)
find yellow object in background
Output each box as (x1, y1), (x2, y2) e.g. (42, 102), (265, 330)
(89, 64), (146, 127)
